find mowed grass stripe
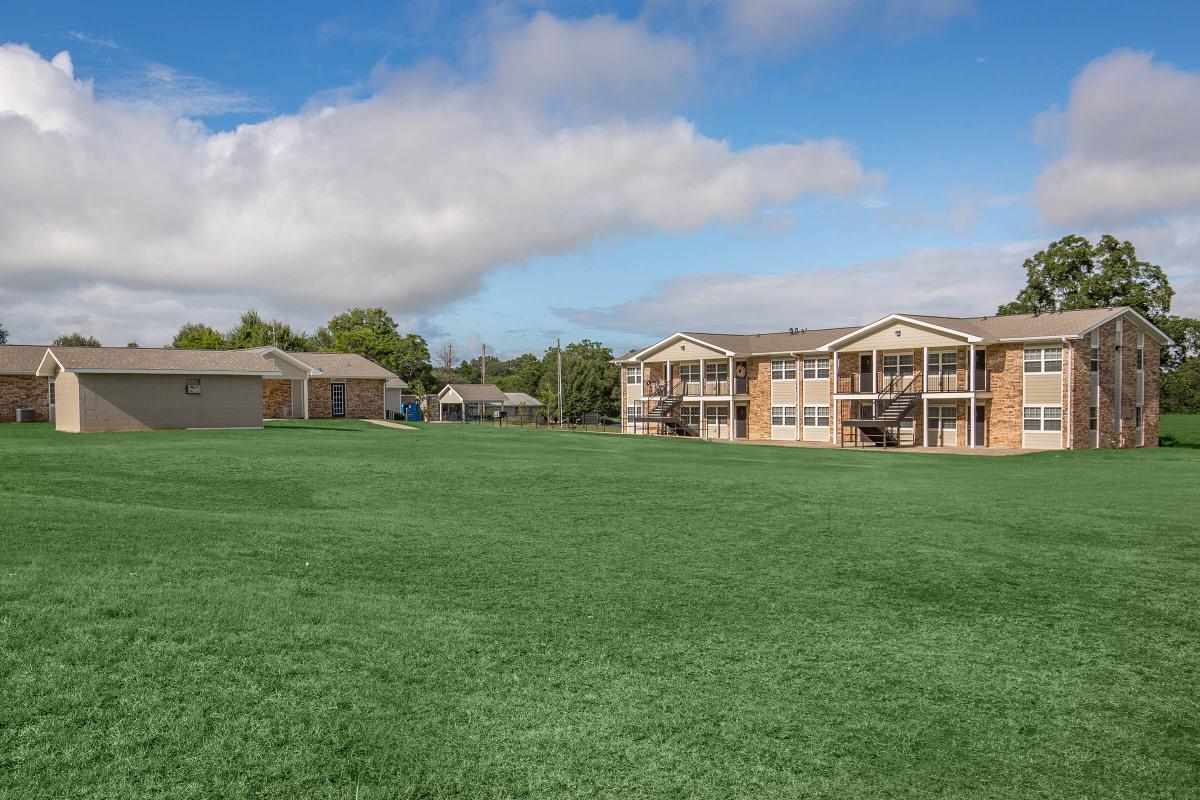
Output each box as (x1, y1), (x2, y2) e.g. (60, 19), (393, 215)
(1, 418), (1198, 798)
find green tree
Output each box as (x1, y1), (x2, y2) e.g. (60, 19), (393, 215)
(1157, 315), (1200, 372)
(314, 308), (403, 372)
(999, 234), (1174, 319)
(126, 342), (138, 348)
(1163, 359), (1200, 414)
(0, 322), (8, 344)
(225, 310), (314, 351)
(52, 333), (101, 347)
(172, 322), (227, 350)
(495, 353), (544, 396)
(394, 333), (436, 395)
(538, 339), (619, 420)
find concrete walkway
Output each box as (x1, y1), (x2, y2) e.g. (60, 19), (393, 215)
(366, 419), (417, 431)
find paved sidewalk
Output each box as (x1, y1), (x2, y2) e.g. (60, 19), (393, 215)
(366, 419), (416, 431)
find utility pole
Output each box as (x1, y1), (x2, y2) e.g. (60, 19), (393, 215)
(481, 343), (486, 385)
(556, 338), (563, 427)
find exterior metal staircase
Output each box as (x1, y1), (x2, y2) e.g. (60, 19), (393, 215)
(632, 380), (699, 437)
(842, 375), (919, 447)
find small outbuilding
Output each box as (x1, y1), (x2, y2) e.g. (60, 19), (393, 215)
(436, 383), (508, 421)
(37, 347), (281, 432)
(501, 392), (544, 420)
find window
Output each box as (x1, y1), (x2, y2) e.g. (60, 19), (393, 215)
(677, 363), (701, 383)
(927, 405), (956, 429)
(48, 380), (55, 406)
(680, 404), (700, 427)
(1024, 347), (1062, 373)
(771, 405), (797, 426)
(882, 354), (914, 376)
(927, 351), (956, 375)
(706, 405), (728, 427)
(1136, 347), (1144, 371)
(802, 357), (829, 379)
(853, 401), (874, 420)
(1135, 405), (1143, 429)
(1023, 406), (1062, 432)
(627, 405), (639, 420)
(1089, 406), (1097, 431)
(772, 359), (797, 380)
(626, 365), (641, 384)
(803, 405), (829, 427)
(705, 362), (728, 382)
(1090, 347), (1099, 372)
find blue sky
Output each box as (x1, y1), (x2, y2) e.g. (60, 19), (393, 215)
(2, 1), (1199, 357)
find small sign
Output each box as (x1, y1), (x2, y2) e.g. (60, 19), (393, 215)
(186, 383), (202, 395)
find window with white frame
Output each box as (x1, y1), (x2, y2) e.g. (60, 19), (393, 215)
(677, 363), (701, 383)
(627, 404), (640, 419)
(626, 365), (641, 384)
(1023, 406), (1062, 432)
(1024, 346), (1062, 373)
(1136, 346), (1144, 371)
(802, 357), (829, 379)
(705, 361), (728, 383)
(1090, 347), (1099, 372)
(706, 405), (728, 428)
(680, 404), (700, 426)
(1135, 405), (1143, 429)
(771, 405), (797, 426)
(927, 351), (956, 375)
(771, 359), (797, 380)
(48, 380), (55, 406)
(1089, 406), (1097, 431)
(803, 405), (829, 427)
(882, 353), (914, 376)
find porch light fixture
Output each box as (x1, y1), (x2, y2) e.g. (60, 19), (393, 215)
(894, 329), (902, 337)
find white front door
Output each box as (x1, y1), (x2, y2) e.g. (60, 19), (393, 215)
(331, 383), (346, 417)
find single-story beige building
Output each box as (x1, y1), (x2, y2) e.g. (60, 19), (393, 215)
(436, 383), (508, 421)
(37, 346), (281, 432)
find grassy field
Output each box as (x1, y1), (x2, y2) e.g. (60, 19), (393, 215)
(2, 418), (1199, 799)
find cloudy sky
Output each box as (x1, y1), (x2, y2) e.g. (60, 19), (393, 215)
(2, 1), (1198, 356)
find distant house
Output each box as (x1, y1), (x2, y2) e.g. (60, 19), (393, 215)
(0, 345), (53, 422)
(436, 384), (508, 421)
(501, 392), (543, 417)
(248, 348), (399, 420)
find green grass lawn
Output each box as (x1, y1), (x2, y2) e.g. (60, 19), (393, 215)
(1163, 412), (1200, 447)
(2, 419), (1199, 799)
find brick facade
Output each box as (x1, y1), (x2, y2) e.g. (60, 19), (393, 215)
(0, 375), (51, 422)
(986, 344), (1024, 449)
(1143, 339), (1162, 447)
(303, 377), (382, 419)
(746, 357), (773, 441)
(263, 379), (294, 419)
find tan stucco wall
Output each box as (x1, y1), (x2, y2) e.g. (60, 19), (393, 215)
(836, 322), (964, 352)
(640, 339), (728, 362)
(53, 372), (80, 432)
(62, 373), (262, 432)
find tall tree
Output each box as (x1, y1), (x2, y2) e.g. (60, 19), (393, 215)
(0, 322), (8, 344)
(172, 322), (227, 349)
(225, 310), (314, 351)
(495, 353), (544, 396)
(52, 333), (101, 347)
(1163, 359), (1200, 414)
(1157, 315), (1200, 372)
(314, 307), (402, 371)
(433, 342), (456, 389)
(998, 234), (1174, 319)
(394, 333), (436, 395)
(538, 339), (619, 419)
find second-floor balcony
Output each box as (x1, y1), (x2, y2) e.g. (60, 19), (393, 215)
(837, 370), (992, 394)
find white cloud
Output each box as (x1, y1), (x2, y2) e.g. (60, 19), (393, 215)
(559, 242), (1037, 335)
(0, 19), (866, 338)
(686, 0), (972, 54)
(1034, 50), (1200, 226)
(66, 30), (119, 50)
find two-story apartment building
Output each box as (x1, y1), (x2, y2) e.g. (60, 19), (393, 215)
(615, 307), (1169, 450)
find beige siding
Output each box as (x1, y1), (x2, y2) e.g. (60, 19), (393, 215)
(1023, 431), (1061, 450)
(53, 372), (81, 433)
(263, 355), (309, 380)
(803, 378), (829, 404)
(1024, 373), (1063, 404)
(770, 379), (796, 403)
(641, 339), (727, 362)
(803, 425), (829, 442)
(836, 322), (964, 352)
(71, 373), (262, 432)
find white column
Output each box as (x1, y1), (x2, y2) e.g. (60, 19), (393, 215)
(303, 377), (309, 419)
(699, 357), (706, 397)
(871, 348), (878, 415)
(666, 360), (672, 392)
(794, 353), (801, 441)
(729, 398), (734, 440)
(922, 397), (929, 447)
(922, 346), (929, 394)
(832, 351), (839, 445)
(728, 355), (735, 441)
(970, 397), (976, 448)
(969, 343), (976, 391)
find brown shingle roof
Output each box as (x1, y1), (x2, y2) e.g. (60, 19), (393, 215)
(0, 345), (50, 375)
(902, 307), (1126, 339)
(442, 383), (508, 403)
(287, 351), (397, 380)
(682, 327), (864, 354)
(47, 346), (280, 374)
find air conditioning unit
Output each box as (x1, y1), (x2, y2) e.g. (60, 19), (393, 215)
(16, 408), (37, 423)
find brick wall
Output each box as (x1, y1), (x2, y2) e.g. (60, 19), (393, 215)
(346, 379), (384, 418)
(1068, 341), (1092, 449)
(0, 375), (50, 422)
(263, 379), (293, 419)
(987, 343), (1024, 448)
(1143, 339), (1162, 447)
(1120, 323), (1140, 446)
(746, 356), (772, 440)
(307, 378), (332, 418)
(1096, 322), (1116, 444)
